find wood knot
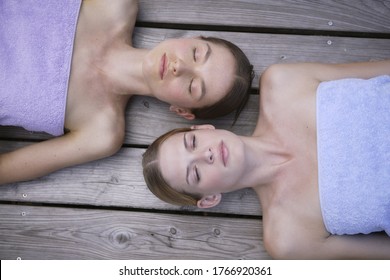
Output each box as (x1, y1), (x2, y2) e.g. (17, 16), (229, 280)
(110, 175), (119, 183)
(109, 228), (133, 249)
(170, 227), (177, 235)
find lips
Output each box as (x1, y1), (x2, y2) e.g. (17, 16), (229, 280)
(220, 141), (229, 167)
(160, 53), (167, 80)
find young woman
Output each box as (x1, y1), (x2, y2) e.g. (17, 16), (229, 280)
(0, 0), (253, 184)
(142, 60), (390, 259)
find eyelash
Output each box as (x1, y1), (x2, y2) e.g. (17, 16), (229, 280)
(193, 47), (197, 62)
(194, 166), (200, 182)
(189, 135), (200, 183)
(192, 135), (196, 149)
(188, 79), (193, 94)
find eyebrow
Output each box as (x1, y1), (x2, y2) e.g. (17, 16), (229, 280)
(199, 43), (211, 101)
(204, 43), (211, 63)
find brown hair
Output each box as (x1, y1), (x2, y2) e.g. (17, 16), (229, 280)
(192, 36), (254, 123)
(142, 128), (202, 206)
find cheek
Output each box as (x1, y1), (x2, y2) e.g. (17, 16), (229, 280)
(165, 88), (182, 102)
(200, 169), (231, 191)
(163, 82), (189, 103)
(170, 79), (187, 93)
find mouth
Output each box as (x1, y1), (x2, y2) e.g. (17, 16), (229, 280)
(160, 53), (167, 80)
(220, 141), (229, 167)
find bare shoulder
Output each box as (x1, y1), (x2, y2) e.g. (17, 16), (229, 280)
(77, 109), (125, 158)
(263, 215), (302, 259)
(260, 63), (320, 94)
(264, 225), (324, 259)
(264, 211), (390, 259)
(262, 205), (328, 259)
(98, 0), (138, 21)
(84, 0), (138, 15)
(258, 64), (309, 116)
(258, 63), (320, 118)
(81, 0), (138, 33)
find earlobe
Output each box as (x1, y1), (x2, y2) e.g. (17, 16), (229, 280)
(169, 105), (195, 120)
(197, 194), (222, 209)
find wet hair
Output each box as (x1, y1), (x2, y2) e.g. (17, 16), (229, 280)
(142, 127), (202, 206)
(192, 36), (254, 123)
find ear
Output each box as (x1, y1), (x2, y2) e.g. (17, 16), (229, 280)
(190, 124), (215, 130)
(196, 194), (221, 209)
(169, 105), (195, 120)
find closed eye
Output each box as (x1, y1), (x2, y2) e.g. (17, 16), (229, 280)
(193, 47), (197, 62)
(192, 135), (196, 149)
(188, 78), (194, 94)
(194, 166), (200, 183)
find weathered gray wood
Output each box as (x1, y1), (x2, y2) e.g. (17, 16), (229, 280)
(1, 1), (389, 261)
(2, 28), (390, 143)
(0, 141), (262, 216)
(124, 95), (259, 145)
(0, 204), (269, 260)
(0, 94), (259, 144)
(132, 28), (390, 83)
(137, 0), (390, 33)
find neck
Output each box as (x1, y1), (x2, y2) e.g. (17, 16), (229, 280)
(102, 45), (151, 96)
(238, 135), (291, 190)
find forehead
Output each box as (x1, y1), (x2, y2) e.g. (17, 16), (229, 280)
(201, 41), (236, 105)
(158, 132), (187, 191)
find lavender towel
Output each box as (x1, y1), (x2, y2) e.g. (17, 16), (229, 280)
(317, 75), (390, 236)
(0, 0), (81, 136)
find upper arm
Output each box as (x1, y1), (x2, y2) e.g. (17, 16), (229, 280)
(0, 130), (123, 185)
(263, 60), (390, 84)
(318, 233), (390, 259)
(274, 233), (390, 260)
(308, 59), (390, 82)
(259, 59), (390, 108)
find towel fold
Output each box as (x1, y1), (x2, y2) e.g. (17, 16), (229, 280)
(317, 75), (390, 236)
(0, 0), (81, 136)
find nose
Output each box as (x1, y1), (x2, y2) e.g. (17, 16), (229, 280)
(192, 148), (214, 164)
(171, 58), (191, 76)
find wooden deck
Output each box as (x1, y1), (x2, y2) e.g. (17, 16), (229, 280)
(1, 0), (389, 259)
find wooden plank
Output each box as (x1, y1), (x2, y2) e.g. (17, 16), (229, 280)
(2, 0), (388, 263)
(137, 0), (390, 33)
(2, 28), (390, 143)
(132, 28), (390, 82)
(0, 204), (269, 260)
(124, 95), (259, 146)
(0, 94), (259, 144)
(0, 141), (262, 216)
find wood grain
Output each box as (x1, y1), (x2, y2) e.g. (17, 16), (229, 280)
(0, 141), (262, 216)
(132, 28), (390, 85)
(1, 0), (389, 260)
(137, 0), (390, 33)
(0, 204), (269, 260)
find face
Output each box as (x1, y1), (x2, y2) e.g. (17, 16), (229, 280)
(142, 38), (236, 109)
(158, 126), (246, 197)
